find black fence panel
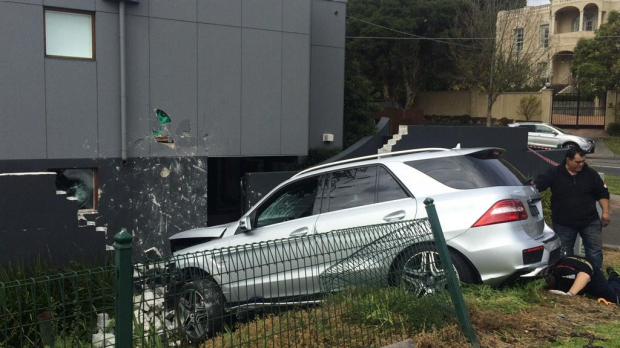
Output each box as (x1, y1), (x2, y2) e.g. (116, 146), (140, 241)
(552, 92), (606, 128)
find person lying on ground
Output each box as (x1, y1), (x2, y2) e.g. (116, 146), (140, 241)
(545, 255), (619, 305)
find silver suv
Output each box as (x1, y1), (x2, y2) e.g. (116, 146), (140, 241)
(169, 148), (560, 341)
(508, 122), (595, 153)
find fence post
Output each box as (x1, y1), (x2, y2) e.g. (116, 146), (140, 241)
(114, 228), (133, 348)
(424, 198), (479, 348)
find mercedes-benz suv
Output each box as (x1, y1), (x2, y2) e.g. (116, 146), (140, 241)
(169, 147), (561, 342)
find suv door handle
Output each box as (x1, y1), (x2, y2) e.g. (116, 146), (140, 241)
(290, 227), (309, 237)
(383, 211), (406, 222)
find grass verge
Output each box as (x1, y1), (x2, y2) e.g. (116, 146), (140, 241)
(603, 138), (620, 155)
(603, 174), (620, 195)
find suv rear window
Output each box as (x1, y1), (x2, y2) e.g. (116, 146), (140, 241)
(406, 152), (526, 189)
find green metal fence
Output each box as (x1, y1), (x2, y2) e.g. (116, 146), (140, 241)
(0, 267), (115, 347)
(1, 199), (479, 348)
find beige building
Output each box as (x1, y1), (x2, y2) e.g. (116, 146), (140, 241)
(502, 0), (620, 87)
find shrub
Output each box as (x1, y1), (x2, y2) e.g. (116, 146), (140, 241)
(497, 117), (513, 126)
(517, 95), (542, 121)
(607, 122), (620, 137)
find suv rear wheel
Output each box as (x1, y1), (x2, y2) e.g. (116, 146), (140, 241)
(175, 277), (225, 343)
(394, 245), (477, 296)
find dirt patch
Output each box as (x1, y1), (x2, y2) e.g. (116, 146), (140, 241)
(413, 250), (620, 348)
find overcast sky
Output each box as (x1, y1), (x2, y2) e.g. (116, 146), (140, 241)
(527, 0), (550, 5)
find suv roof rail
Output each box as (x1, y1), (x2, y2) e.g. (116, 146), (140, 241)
(293, 148), (450, 178)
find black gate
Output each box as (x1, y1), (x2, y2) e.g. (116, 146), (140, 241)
(551, 90), (606, 128)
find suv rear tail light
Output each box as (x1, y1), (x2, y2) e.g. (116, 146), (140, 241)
(472, 199), (528, 227)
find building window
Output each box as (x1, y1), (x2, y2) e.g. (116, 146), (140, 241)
(584, 15), (594, 31)
(540, 24), (549, 48)
(572, 17), (579, 32)
(44, 9), (94, 59)
(514, 28), (524, 51)
(53, 169), (97, 210)
(537, 62), (548, 78)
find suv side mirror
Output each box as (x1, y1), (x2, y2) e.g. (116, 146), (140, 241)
(239, 215), (252, 231)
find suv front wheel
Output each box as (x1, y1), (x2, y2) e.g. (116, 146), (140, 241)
(175, 277), (225, 343)
(562, 142), (578, 149)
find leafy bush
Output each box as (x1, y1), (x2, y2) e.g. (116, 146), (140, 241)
(423, 114), (513, 126)
(302, 147), (342, 169)
(607, 122), (620, 137)
(497, 117), (513, 126)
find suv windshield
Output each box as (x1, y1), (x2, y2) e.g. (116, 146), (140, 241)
(406, 152), (526, 189)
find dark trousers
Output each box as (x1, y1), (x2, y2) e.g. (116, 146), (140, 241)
(553, 219), (603, 269)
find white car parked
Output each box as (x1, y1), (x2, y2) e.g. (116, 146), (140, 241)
(508, 122), (595, 153)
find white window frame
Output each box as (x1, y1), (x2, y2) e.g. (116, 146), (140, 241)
(584, 15), (594, 31)
(540, 24), (549, 48)
(514, 28), (524, 52)
(44, 8), (95, 60)
(538, 62), (548, 78)
(572, 17), (579, 32)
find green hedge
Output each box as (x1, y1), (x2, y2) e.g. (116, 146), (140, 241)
(423, 114), (516, 126)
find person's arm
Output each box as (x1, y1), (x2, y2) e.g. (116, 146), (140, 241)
(599, 198), (610, 227)
(535, 167), (554, 192)
(568, 272), (591, 295)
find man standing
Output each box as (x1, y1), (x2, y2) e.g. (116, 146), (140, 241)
(535, 146), (610, 269)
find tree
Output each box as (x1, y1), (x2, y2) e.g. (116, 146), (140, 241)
(451, 0), (545, 126)
(346, 0), (464, 109)
(343, 60), (381, 149)
(572, 11), (620, 97)
(517, 95), (541, 121)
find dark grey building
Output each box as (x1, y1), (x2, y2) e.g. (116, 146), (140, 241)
(0, 0), (346, 262)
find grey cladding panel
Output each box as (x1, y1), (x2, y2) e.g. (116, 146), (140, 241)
(311, 0), (346, 48)
(309, 46), (344, 148)
(0, 0), (41, 4)
(45, 59), (98, 159)
(126, 15), (150, 158)
(198, 24), (242, 156)
(43, 0), (95, 11)
(95, 0), (149, 16)
(149, 18), (198, 157)
(197, 0), (241, 26)
(0, 2), (46, 160)
(242, 0), (282, 31)
(150, 0), (196, 22)
(281, 33), (310, 155)
(241, 29), (281, 155)
(96, 12), (120, 158)
(283, 0), (310, 34)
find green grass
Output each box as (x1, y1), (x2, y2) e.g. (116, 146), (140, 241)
(603, 138), (620, 155)
(461, 280), (546, 314)
(603, 174), (620, 195)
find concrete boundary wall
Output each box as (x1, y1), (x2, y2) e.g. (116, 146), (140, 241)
(416, 90), (554, 123)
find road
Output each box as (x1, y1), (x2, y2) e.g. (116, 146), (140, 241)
(584, 139), (620, 250)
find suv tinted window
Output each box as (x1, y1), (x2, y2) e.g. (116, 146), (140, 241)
(406, 152), (525, 189)
(327, 166), (377, 212)
(255, 176), (320, 228)
(378, 167), (409, 202)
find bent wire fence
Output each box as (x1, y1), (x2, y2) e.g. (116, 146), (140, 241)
(1, 199), (478, 348)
